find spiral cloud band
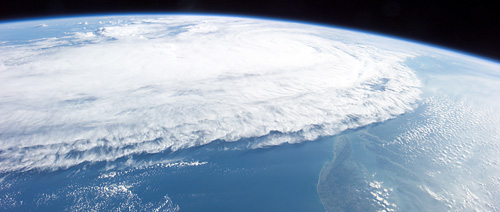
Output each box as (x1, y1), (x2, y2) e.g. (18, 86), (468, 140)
(0, 16), (422, 171)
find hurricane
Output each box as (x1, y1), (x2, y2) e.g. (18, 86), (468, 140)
(0, 16), (421, 172)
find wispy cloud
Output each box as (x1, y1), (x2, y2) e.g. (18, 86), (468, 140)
(0, 16), (421, 172)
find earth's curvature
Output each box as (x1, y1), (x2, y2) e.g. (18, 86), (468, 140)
(0, 14), (499, 211)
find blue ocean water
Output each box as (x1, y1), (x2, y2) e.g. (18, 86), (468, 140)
(168, 139), (332, 211)
(0, 135), (333, 211)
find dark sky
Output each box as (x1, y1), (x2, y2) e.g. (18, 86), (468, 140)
(1, 0), (499, 61)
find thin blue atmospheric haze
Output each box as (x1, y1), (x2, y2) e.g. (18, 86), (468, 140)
(0, 14), (499, 211)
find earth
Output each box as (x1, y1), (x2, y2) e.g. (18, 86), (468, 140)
(0, 14), (499, 211)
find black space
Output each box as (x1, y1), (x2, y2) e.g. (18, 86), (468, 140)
(1, 0), (499, 61)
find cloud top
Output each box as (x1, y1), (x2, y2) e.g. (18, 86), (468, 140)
(0, 15), (421, 172)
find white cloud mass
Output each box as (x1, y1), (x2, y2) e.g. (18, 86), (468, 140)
(0, 15), (422, 171)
